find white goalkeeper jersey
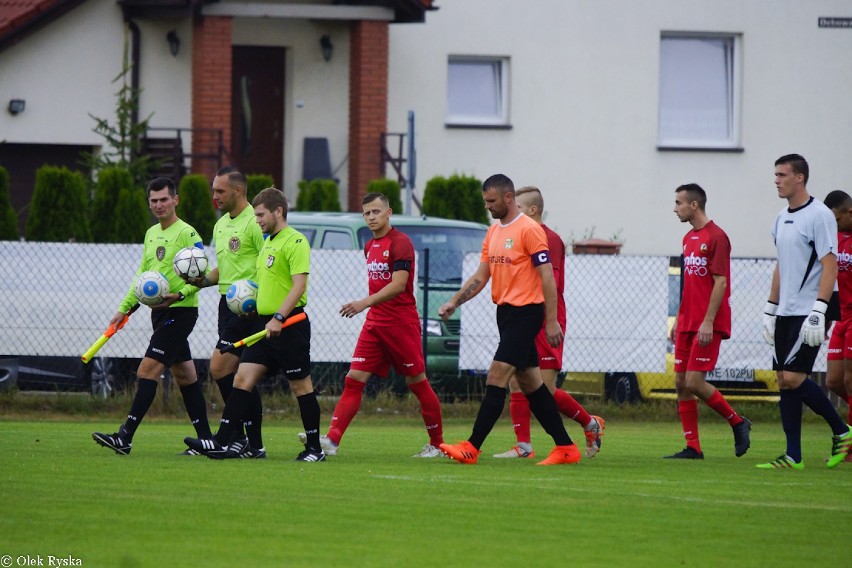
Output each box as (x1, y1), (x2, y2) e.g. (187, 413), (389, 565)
(771, 196), (837, 316)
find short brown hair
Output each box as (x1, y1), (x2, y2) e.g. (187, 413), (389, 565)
(216, 166), (247, 189)
(147, 177), (176, 198)
(675, 183), (707, 210)
(252, 187), (288, 218)
(482, 173), (514, 196)
(775, 154), (809, 185)
(362, 192), (389, 207)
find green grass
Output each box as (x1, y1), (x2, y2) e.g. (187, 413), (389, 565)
(1, 417), (850, 567)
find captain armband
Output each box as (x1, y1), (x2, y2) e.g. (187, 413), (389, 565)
(531, 250), (551, 267)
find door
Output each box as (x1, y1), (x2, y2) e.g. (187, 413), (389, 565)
(231, 46), (285, 188)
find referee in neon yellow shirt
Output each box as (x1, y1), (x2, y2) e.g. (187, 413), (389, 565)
(184, 187), (324, 461)
(93, 177), (212, 455)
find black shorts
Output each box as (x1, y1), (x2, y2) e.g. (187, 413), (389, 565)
(773, 315), (820, 373)
(493, 303), (543, 371)
(216, 295), (256, 355)
(145, 307), (198, 366)
(240, 308), (311, 381)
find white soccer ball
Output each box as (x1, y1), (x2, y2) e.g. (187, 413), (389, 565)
(226, 279), (259, 316)
(173, 247), (209, 281)
(134, 271), (170, 306)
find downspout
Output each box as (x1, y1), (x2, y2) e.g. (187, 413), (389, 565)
(126, 19), (141, 132)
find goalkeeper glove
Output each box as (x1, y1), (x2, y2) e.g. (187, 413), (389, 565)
(762, 301), (778, 346)
(799, 299), (829, 348)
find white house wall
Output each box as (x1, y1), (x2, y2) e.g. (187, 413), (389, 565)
(388, 0), (852, 257)
(136, 18), (193, 143)
(0, 0), (192, 156)
(0, 0), (125, 146)
(0, 0), (351, 205)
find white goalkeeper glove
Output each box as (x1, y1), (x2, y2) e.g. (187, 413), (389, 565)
(762, 301), (778, 346)
(799, 299), (829, 347)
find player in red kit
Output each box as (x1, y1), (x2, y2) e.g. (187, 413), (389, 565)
(824, 189), (852, 462)
(666, 183), (751, 459)
(301, 192), (444, 457)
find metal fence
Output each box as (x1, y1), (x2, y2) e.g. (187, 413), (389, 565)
(0, 242), (809, 402)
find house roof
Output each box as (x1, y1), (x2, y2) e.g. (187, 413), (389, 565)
(0, 0), (434, 50)
(0, 0), (87, 51)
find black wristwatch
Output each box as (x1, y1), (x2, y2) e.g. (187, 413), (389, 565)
(177, 291), (186, 302)
(273, 312), (285, 322)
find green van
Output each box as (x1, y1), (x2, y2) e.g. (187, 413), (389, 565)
(288, 212), (488, 377)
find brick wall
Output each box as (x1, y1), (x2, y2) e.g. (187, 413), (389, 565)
(191, 16), (232, 181)
(347, 20), (388, 212)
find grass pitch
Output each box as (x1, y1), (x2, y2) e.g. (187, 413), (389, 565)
(1, 417), (850, 567)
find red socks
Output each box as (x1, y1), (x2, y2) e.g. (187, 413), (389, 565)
(409, 379), (444, 446)
(553, 389), (592, 427)
(705, 389), (742, 426)
(678, 399), (701, 452)
(511, 389), (593, 445)
(327, 377), (366, 445)
(509, 392), (532, 444)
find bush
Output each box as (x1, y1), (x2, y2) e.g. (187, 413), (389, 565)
(296, 178), (341, 212)
(90, 167), (133, 242)
(25, 166), (92, 242)
(176, 174), (216, 243)
(0, 165), (18, 240)
(422, 174), (487, 224)
(114, 186), (150, 243)
(366, 178), (403, 213)
(247, 174), (274, 204)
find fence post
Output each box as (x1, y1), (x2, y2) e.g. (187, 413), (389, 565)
(422, 248), (430, 370)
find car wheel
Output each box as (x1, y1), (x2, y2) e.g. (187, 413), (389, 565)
(90, 356), (116, 399)
(604, 372), (641, 405)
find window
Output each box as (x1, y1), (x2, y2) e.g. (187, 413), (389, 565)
(446, 56), (509, 127)
(658, 34), (741, 149)
(320, 230), (353, 250)
(297, 228), (316, 247)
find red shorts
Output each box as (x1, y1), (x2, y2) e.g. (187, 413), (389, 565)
(828, 319), (852, 361)
(350, 320), (425, 377)
(534, 321), (565, 371)
(674, 330), (722, 373)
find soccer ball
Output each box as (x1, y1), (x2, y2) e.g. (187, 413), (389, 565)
(173, 247), (209, 281)
(134, 271), (170, 306)
(226, 279), (259, 316)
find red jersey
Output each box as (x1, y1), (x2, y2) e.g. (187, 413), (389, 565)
(364, 227), (419, 326)
(837, 231), (852, 320)
(678, 220), (731, 338)
(542, 223), (566, 328)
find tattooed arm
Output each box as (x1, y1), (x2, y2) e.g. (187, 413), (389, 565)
(438, 262), (490, 321)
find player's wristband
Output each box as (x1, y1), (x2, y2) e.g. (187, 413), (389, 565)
(764, 301), (778, 316)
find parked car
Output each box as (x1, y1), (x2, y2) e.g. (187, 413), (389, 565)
(288, 211), (488, 379)
(564, 258), (779, 404)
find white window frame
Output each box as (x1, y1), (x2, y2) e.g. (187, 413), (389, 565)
(446, 56), (510, 127)
(657, 32), (742, 150)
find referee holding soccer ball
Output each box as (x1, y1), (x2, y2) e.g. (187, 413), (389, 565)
(184, 186), (324, 462)
(182, 166), (267, 458)
(92, 177), (212, 455)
